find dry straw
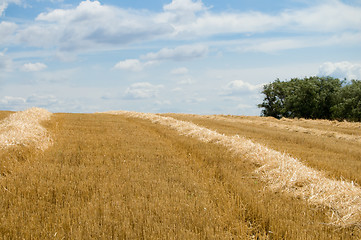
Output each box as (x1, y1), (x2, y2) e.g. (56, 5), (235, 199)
(105, 110), (361, 227)
(284, 117), (361, 129)
(189, 114), (361, 143)
(0, 107), (53, 151)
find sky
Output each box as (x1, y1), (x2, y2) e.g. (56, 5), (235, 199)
(0, 0), (361, 115)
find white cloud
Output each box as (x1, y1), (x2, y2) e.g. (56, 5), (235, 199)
(21, 62), (47, 72)
(0, 21), (17, 44)
(221, 80), (263, 96)
(318, 61), (361, 80)
(142, 44), (208, 61)
(175, 12), (280, 37)
(158, 0), (208, 27)
(113, 59), (157, 72)
(163, 0), (206, 12)
(0, 49), (13, 72)
(124, 82), (163, 99)
(16, 24), (61, 49)
(171, 67), (189, 75)
(162, 0), (361, 38)
(16, 0), (172, 51)
(282, 1), (361, 33)
(114, 45), (207, 71)
(238, 37), (313, 53)
(232, 32), (361, 53)
(3, 0), (361, 54)
(113, 59), (143, 72)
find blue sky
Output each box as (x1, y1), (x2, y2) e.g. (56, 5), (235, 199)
(1, 0), (361, 114)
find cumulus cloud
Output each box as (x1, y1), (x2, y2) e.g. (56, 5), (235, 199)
(16, 0), (172, 51)
(318, 61), (361, 80)
(113, 59), (144, 72)
(163, 0), (206, 12)
(142, 44), (208, 61)
(124, 82), (163, 99)
(113, 59), (157, 72)
(221, 80), (263, 96)
(21, 62), (47, 72)
(158, 0), (208, 27)
(2, 0), (361, 54)
(171, 67), (189, 75)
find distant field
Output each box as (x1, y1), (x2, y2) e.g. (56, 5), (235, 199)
(0, 109), (360, 239)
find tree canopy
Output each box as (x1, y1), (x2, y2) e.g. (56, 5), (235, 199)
(258, 76), (361, 121)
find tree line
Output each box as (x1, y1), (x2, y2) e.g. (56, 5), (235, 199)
(258, 76), (361, 121)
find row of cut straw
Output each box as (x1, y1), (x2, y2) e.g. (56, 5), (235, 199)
(0, 107), (53, 151)
(104, 110), (361, 227)
(181, 114), (361, 144)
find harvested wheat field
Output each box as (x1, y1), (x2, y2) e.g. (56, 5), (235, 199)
(0, 109), (360, 239)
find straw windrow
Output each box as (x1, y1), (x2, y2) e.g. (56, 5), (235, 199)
(176, 114), (361, 143)
(281, 117), (361, 129)
(105, 110), (361, 227)
(0, 107), (53, 151)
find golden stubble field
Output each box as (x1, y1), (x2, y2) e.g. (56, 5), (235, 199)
(0, 108), (360, 239)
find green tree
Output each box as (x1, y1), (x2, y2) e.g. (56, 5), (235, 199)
(258, 76), (343, 120)
(285, 77), (319, 119)
(331, 80), (361, 121)
(314, 77), (343, 119)
(258, 79), (288, 119)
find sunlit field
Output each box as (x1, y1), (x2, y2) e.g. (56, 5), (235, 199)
(0, 108), (360, 239)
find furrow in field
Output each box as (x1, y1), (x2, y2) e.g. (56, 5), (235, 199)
(104, 110), (361, 227)
(0, 107), (53, 151)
